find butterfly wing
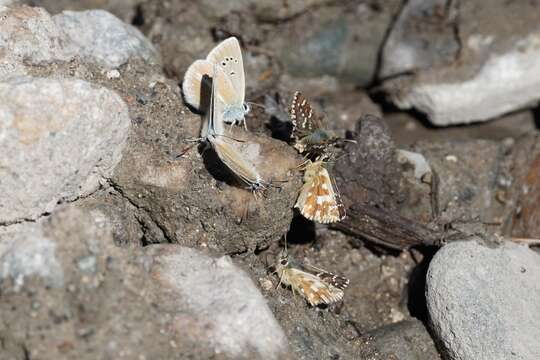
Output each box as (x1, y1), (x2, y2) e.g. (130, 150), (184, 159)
(284, 268), (344, 306)
(201, 64), (226, 138)
(300, 262), (350, 291)
(206, 37), (245, 105)
(183, 59), (239, 111)
(209, 135), (262, 188)
(318, 272), (349, 290)
(295, 161), (345, 224)
(290, 91), (314, 141)
(290, 91), (324, 141)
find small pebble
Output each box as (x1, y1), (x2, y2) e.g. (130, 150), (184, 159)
(259, 278), (274, 291)
(445, 154), (458, 162)
(106, 69), (120, 79)
(31, 301), (41, 310)
(77, 255), (97, 273)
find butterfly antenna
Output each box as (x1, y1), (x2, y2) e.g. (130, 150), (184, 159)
(268, 178), (289, 188)
(295, 158), (311, 170)
(246, 101), (266, 110)
(215, 133), (247, 143)
(184, 136), (204, 143)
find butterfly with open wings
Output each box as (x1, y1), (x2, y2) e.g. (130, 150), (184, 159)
(289, 91), (340, 156)
(275, 249), (349, 306)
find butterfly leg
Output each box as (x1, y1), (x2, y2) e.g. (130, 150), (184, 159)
(175, 142), (199, 158)
(276, 275), (284, 289)
(184, 136), (204, 143)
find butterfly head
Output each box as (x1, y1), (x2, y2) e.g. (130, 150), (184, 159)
(248, 179), (267, 195)
(222, 103), (249, 125)
(276, 249), (290, 269)
(307, 129), (330, 144)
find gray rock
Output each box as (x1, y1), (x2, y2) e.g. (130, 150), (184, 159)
(278, 3), (400, 86)
(427, 240), (540, 360)
(0, 5), (71, 80)
(148, 245), (289, 359)
(22, 0), (140, 23)
(0, 204), (289, 360)
(0, 6), (158, 77)
(0, 77), (130, 223)
(383, 0), (540, 125)
(54, 9), (159, 68)
(412, 139), (507, 232)
(380, 0), (459, 78)
(396, 149), (432, 181)
(0, 222), (64, 290)
(0, 205), (172, 359)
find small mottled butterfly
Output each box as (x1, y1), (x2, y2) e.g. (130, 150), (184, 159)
(202, 64), (266, 192)
(290, 91), (338, 156)
(183, 37), (249, 128)
(295, 156), (345, 224)
(275, 249), (349, 306)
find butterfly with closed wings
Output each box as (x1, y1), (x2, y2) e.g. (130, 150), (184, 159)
(202, 64), (267, 193)
(275, 248), (349, 306)
(183, 37), (249, 128)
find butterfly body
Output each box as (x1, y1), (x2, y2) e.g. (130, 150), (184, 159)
(275, 250), (348, 306)
(294, 128), (333, 153)
(223, 103), (250, 126)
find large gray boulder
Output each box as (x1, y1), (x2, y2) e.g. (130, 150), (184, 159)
(0, 205), (290, 360)
(0, 5), (70, 80)
(381, 0), (540, 126)
(427, 240), (540, 360)
(0, 77), (130, 224)
(54, 9), (159, 68)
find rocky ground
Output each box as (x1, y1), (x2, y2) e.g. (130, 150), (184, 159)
(1, 1), (539, 359)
